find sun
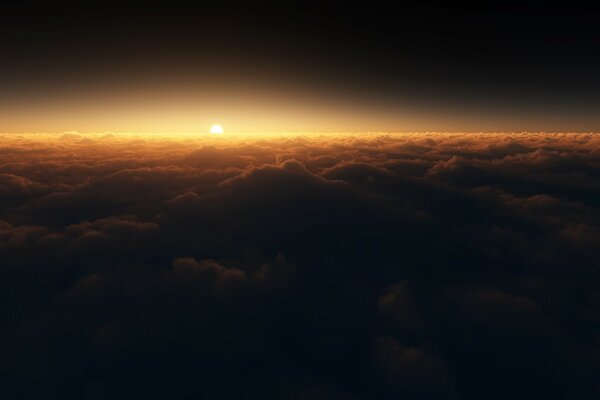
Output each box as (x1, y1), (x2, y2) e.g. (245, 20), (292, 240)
(210, 124), (224, 134)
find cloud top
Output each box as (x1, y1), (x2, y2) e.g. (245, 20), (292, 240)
(1, 132), (599, 399)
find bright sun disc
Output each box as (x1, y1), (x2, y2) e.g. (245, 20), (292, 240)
(210, 124), (224, 134)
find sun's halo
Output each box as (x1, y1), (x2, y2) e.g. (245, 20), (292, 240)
(210, 124), (224, 134)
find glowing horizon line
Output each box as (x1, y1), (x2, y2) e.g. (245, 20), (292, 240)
(1, 130), (598, 136)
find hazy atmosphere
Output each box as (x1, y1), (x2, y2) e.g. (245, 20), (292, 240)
(2, 4), (600, 132)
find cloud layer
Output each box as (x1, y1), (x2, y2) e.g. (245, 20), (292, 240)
(1, 132), (599, 399)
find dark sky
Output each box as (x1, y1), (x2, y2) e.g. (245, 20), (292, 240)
(2, 2), (600, 131)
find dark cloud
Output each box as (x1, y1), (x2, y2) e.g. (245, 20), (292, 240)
(373, 336), (451, 399)
(1, 132), (599, 399)
(377, 282), (425, 341)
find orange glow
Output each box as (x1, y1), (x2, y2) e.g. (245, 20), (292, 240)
(2, 77), (590, 134)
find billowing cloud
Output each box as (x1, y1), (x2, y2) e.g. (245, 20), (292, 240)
(1, 132), (599, 399)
